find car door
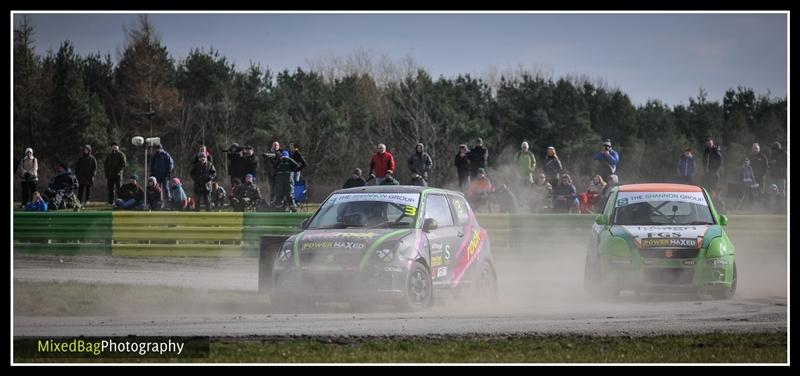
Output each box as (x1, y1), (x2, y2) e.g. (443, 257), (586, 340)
(422, 193), (460, 286)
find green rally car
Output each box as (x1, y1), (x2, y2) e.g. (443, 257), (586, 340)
(584, 183), (737, 299)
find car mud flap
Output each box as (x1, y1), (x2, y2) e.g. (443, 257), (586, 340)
(259, 235), (289, 293)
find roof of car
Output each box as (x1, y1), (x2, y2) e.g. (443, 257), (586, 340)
(617, 183), (703, 193)
(336, 185), (461, 196)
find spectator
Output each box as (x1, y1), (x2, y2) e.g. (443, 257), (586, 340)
(191, 144), (214, 166)
(263, 141), (282, 201)
(24, 191), (48, 212)
(272, 150), (300, 211)
(146, 176), (163, 211)
(232, 173), (262, 211)
(104, 143), (127, 206)
(454, 144), (470, 192)
(343, 168), (367, 189)
(380, 171), (400, 186)
(496, 184), (519, 214)
(466, 168), (494, 210)
(677, 148), (696, 185)
(241, 146), (258, 183)
(768, 141), (786, 196)
(407, 143), (433, 185)
(190, 153), (217, 212)
(115, 175), (144, 210)
(513, 141), (536, 189)
(289, 143), (308, 184)
(229, 177), (242, 206)
(580, 175), (606, 213)
(736, 157), (758, 209)
(74, 144), (97, 206)
(599, 174), (619, 206)
(368, 143), (396, 185)
(529, 173), (553, 213)
(468, 138), (489, 180)
(553, 174), (579, 214)
(16, 147), (38, 207)
(409, 173), (428, 187)
(210, 181), (227, 210)
(592, 139), (619, 180)
(749, 143), (770, 197)
(543, 146), (563, 191)
(168, 177), (189, 211)
(150, 144), (174, 202)
(765, 184), (785, 214)
(702, 138), (723, 191)
(226, 143), (245, 185)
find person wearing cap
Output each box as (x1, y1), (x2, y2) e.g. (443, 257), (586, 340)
(74, 144), (97, 206)
(272, 150), (300, 211)
(513, 141), (536, 189)
(592, 139), (620, 180)
(16, 147), (38, 206)
(146, 176), (164, 210)
(168, 177), (189, 211)
(677, 148), (696, 185)
(702, 137), (723, 191)
(104, 142), (127, 205)
(150, 143), (174, 202)
(368, 143), (396, 185)
(748, 143), (770, 197)
(343, 168), (367, 189)
(768, 141), (786, 195)
(466, 167), (494, 210)
(407, 143), (433, 185)
(241, 145), (258, 184)
(190, 152), (217, 211)
(468, 138), (489, 180)
(191, 144), (214, 166)
(115, 175), (145, 210)
(454, 144), (470, 192)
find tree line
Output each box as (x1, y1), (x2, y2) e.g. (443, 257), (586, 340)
(13, 15), (787, 200)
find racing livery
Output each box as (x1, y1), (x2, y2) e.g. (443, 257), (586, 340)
(269, 186), (496, 310)
(584, 183), (737, 299)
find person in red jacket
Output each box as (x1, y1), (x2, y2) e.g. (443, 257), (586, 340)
(368, 143), (396, 185)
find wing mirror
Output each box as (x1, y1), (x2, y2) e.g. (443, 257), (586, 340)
(595, 214), (608, 225)
(719, 215), (728, 226)
(423, 218), (439, 232)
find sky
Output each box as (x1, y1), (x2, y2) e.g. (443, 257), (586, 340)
(13, 12), (788, 107)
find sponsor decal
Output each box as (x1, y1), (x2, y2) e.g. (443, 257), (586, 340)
(683, 260), (696, 266)
(430, 243), (444, 254)
(444, 245), (451, 261)
(437, 266), (448, 278)
(641, 238), (698, 248)
(615, 191), (707, 207)
(376, 249), (393, 262)
(664, 250), (674, 258)
(404, 205), (417, 216)
(324, 193), (420, 208)
(431, 256), (443, 267)
(302, 241), (367, 250)
(384, 266), (403, 273)
(466, 229), (481, 259)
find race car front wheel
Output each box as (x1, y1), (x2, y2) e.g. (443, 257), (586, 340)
(395, 261), (432, 311)
(475, 261), (498, 302)
(710, 262), (737, 300)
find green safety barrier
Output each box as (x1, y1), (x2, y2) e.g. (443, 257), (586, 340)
(13, 211), (785, 256)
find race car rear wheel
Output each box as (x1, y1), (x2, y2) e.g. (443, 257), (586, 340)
(710, 262), (737, 300)
(475, 261), (498, 302)
(395, 261), (432, 311)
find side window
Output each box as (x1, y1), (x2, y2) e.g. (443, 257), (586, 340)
(449, 195), (470, 225)
(425, 194), (455, 227)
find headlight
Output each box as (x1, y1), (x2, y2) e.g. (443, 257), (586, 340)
(376, 248), (394, 263)
(278, 248), (293, 262)
(706, 257), (729, 267)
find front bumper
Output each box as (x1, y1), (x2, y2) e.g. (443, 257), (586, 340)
(601, 253), (733, 293)
(272, 262), (408, 302)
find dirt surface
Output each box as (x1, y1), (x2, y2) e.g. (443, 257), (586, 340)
(13, 222), (787, 337)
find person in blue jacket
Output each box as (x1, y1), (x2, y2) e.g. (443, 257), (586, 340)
(149, 144), (174, 202)
(593, 139), (620, 179)
(25, 191), (48, 211)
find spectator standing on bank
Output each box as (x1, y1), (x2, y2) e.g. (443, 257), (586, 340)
(468, 138), (489, 180)
(288, 143), (307, 184)
(702, 138), (724, 191)
(241, 146), (258, 183)
(677, 148), (696, 185)
(407, 143), (433, 185)
(74, 144), (97, 206)
(104, 143), (127, 205)
(368, 143), (396, 185)
(343, 168), (367, 189)
(592, 139), (619, 180)
(454, 144), (470, 192)
(16, 147), (38, 207)
(263, 141), (282, 201)
(749, 143), (770, 196)
(513, 141), (536, 190)
(768, 141), (786, 196)
(272, 151), (300, 211)
(150, 144), (174, 202)
(190, 153), (216, 212)
(543, 146), (563, 192)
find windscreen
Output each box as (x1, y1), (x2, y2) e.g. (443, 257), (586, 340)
(612, 191), (715, 226)
(308, 193), (420, 229)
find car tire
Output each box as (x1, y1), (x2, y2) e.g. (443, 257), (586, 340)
(395, 261), (432, 311)
(474, 261), (498, 302)
(710, 262), (737, 300)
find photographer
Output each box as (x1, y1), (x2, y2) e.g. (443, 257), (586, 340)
(262, 141), (282, 201)
(231, 173), (262, 212)
(226, 143), (245, 186)
(241, 145), (258, 183)
(16, 147), (38, 207)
